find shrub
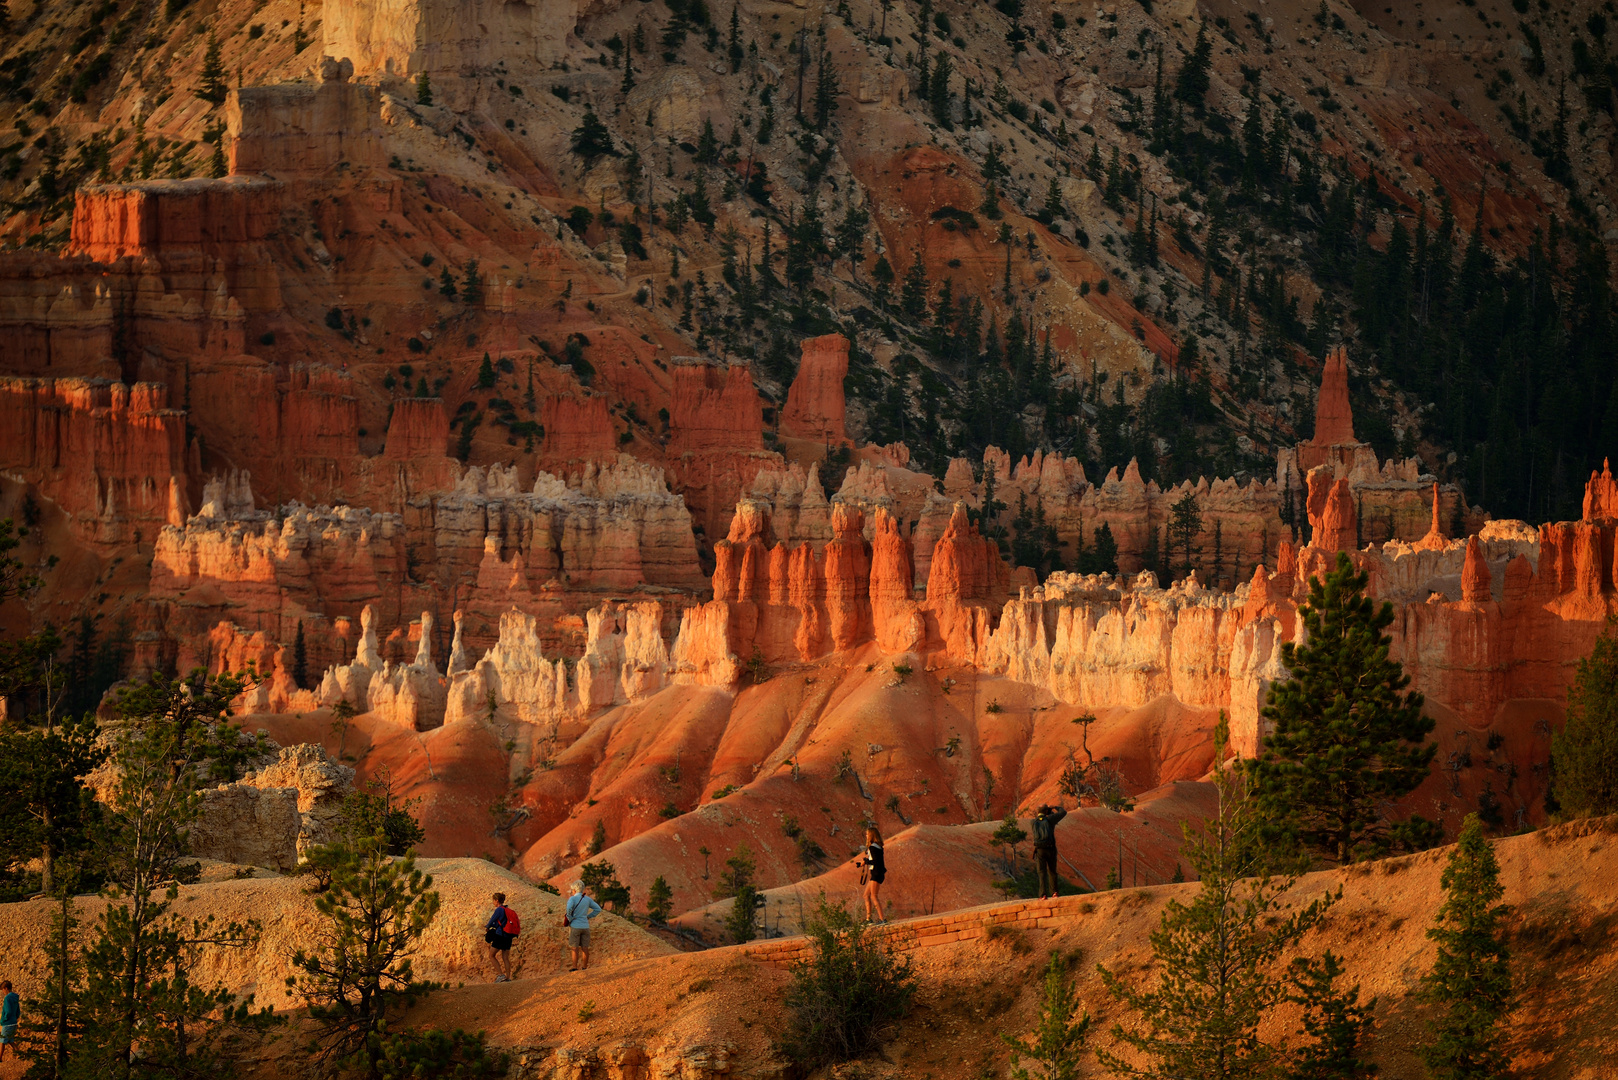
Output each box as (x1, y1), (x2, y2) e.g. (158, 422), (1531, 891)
(779, 900), (916, 1068)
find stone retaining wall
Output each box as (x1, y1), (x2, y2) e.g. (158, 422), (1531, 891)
(739, 893), (1105, 967)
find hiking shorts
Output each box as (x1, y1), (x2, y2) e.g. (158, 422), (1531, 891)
(489, 931), (513, 952)
(568, 927), (591, 948)
(1, 1024), (16, 1044)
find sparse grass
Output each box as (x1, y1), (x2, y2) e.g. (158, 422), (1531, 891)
(984, 923), (1032, 954)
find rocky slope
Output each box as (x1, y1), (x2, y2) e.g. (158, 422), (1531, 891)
(0, 0), (1616, 1010)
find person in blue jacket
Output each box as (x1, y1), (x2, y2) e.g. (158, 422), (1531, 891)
(484, 892), (515, 982)
(0, 980), (18, 1060)
(565, 880), (604, 972)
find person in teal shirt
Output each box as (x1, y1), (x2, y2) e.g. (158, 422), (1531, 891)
(0, 980), (18, 1060)
(564, 880), (603, 972)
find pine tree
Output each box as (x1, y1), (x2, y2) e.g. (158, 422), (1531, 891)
(438, 266), (458, 299)
(292, 621), (309, 690)
(812, 49), (840, 131)
(1174, 25), (1212, 108)
(569, 107), (618, 163)
(290, 833), (441, 1079)
(900, 250), (930, 321)
(694, 117), (719, 164)
(1285, 951), (1379, 1080)
(0, 717), (103, 898)
(1168, 492), (1203, 578)
(75, 672), (272, 1077)
(209, 139), (227, 178)
(728, 5), (743, 71)
(199, 36), (227, 105)
(1246, 552), (1436, 865)
(991, 812), (1027, 874)
(476, 354), (496, 388)
(1003, 952), (1092, 1080)
(1419, 814), (1512, 1080)
(1088, 522), (1119, 575)
(646, 875), (674, 924)
(461, 258), (483, 306)
(870, 253), (894, 307)
(929, 51), (953, 129)
(1098, 717), (1335, 1079)
(415, 73), (432, 106)
(621, 43), (635, 93)
(981, 179), (1003, 220)
(1043, 176), (1066, 221)
(1551, 616), (1618, 815)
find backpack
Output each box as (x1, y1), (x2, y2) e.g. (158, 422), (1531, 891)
(1031, 816), (1054, 845)
(503, 907), (520, 937)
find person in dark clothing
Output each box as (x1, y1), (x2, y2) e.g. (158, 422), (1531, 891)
(853, 825), (887, 923)
(1031, 804), (1068, 898)
(485, 892), (515, 982)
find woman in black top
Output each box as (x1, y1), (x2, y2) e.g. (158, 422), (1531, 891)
(855, 825), (887, 923)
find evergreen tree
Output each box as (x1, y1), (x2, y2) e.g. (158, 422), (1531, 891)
(981, 179), (1003, 220)
(646, 875), (674, 924)
(414, 73), (432, 106)
(209, 139), (227, 178)
(991, 812), (1027, 874)
(983, 140), (1009, 181)
(870, 254), (895, 307)
(438, 266), (458, 299)
(1550, 616), (1618, 815)
(728, 4), (743, 71)
(1003, 952), (1092, 1080)
(292, 621), (309, 690)
(1285, 951), (1379, 1080)
(1167, 492), (1203, 578)
(1079, 522), (1119, 575)
(929, 52), (953, 129)
(900, 250), (930, 321)
(1174, 25), (1212, 108)
(621, 43), (635, 93)
(76, 672), (272, 1078)
(1043, 176), (1065, 221)
(476, 354), (496, 388)
(812, 50), (840, 131)
(198, 36), (227, 105)
(834, 204), (870, 280)
(694, 117), (720, 165)
(1246, 552), (1436, 865)
(0, 717), (103, 898)
(569, 107), (618, 163)
(289, 835), (441, 1079)
(1419, 814), (1512, 1080)
(460, 258), (483, 306)
(1098, 717), (1335, 1079)
(725, 884), (759, 943)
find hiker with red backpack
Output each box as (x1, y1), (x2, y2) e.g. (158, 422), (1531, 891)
(485, 892), (520, 982)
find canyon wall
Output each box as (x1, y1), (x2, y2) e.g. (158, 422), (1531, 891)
(0, 376), (189, 545)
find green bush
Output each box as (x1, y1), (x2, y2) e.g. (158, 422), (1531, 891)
(778, 900), (916, 1068)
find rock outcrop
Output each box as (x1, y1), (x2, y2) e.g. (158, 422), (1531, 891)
(192, 743), (354, 870)
(780, 333), (850, 443)
(226, 57), (383, 175)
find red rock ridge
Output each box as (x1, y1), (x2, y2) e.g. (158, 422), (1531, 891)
(540, 394), (616, 463)
(384, 398), (449, 460)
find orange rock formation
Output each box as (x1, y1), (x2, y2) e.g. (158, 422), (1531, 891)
(780, 333), (850, 444)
